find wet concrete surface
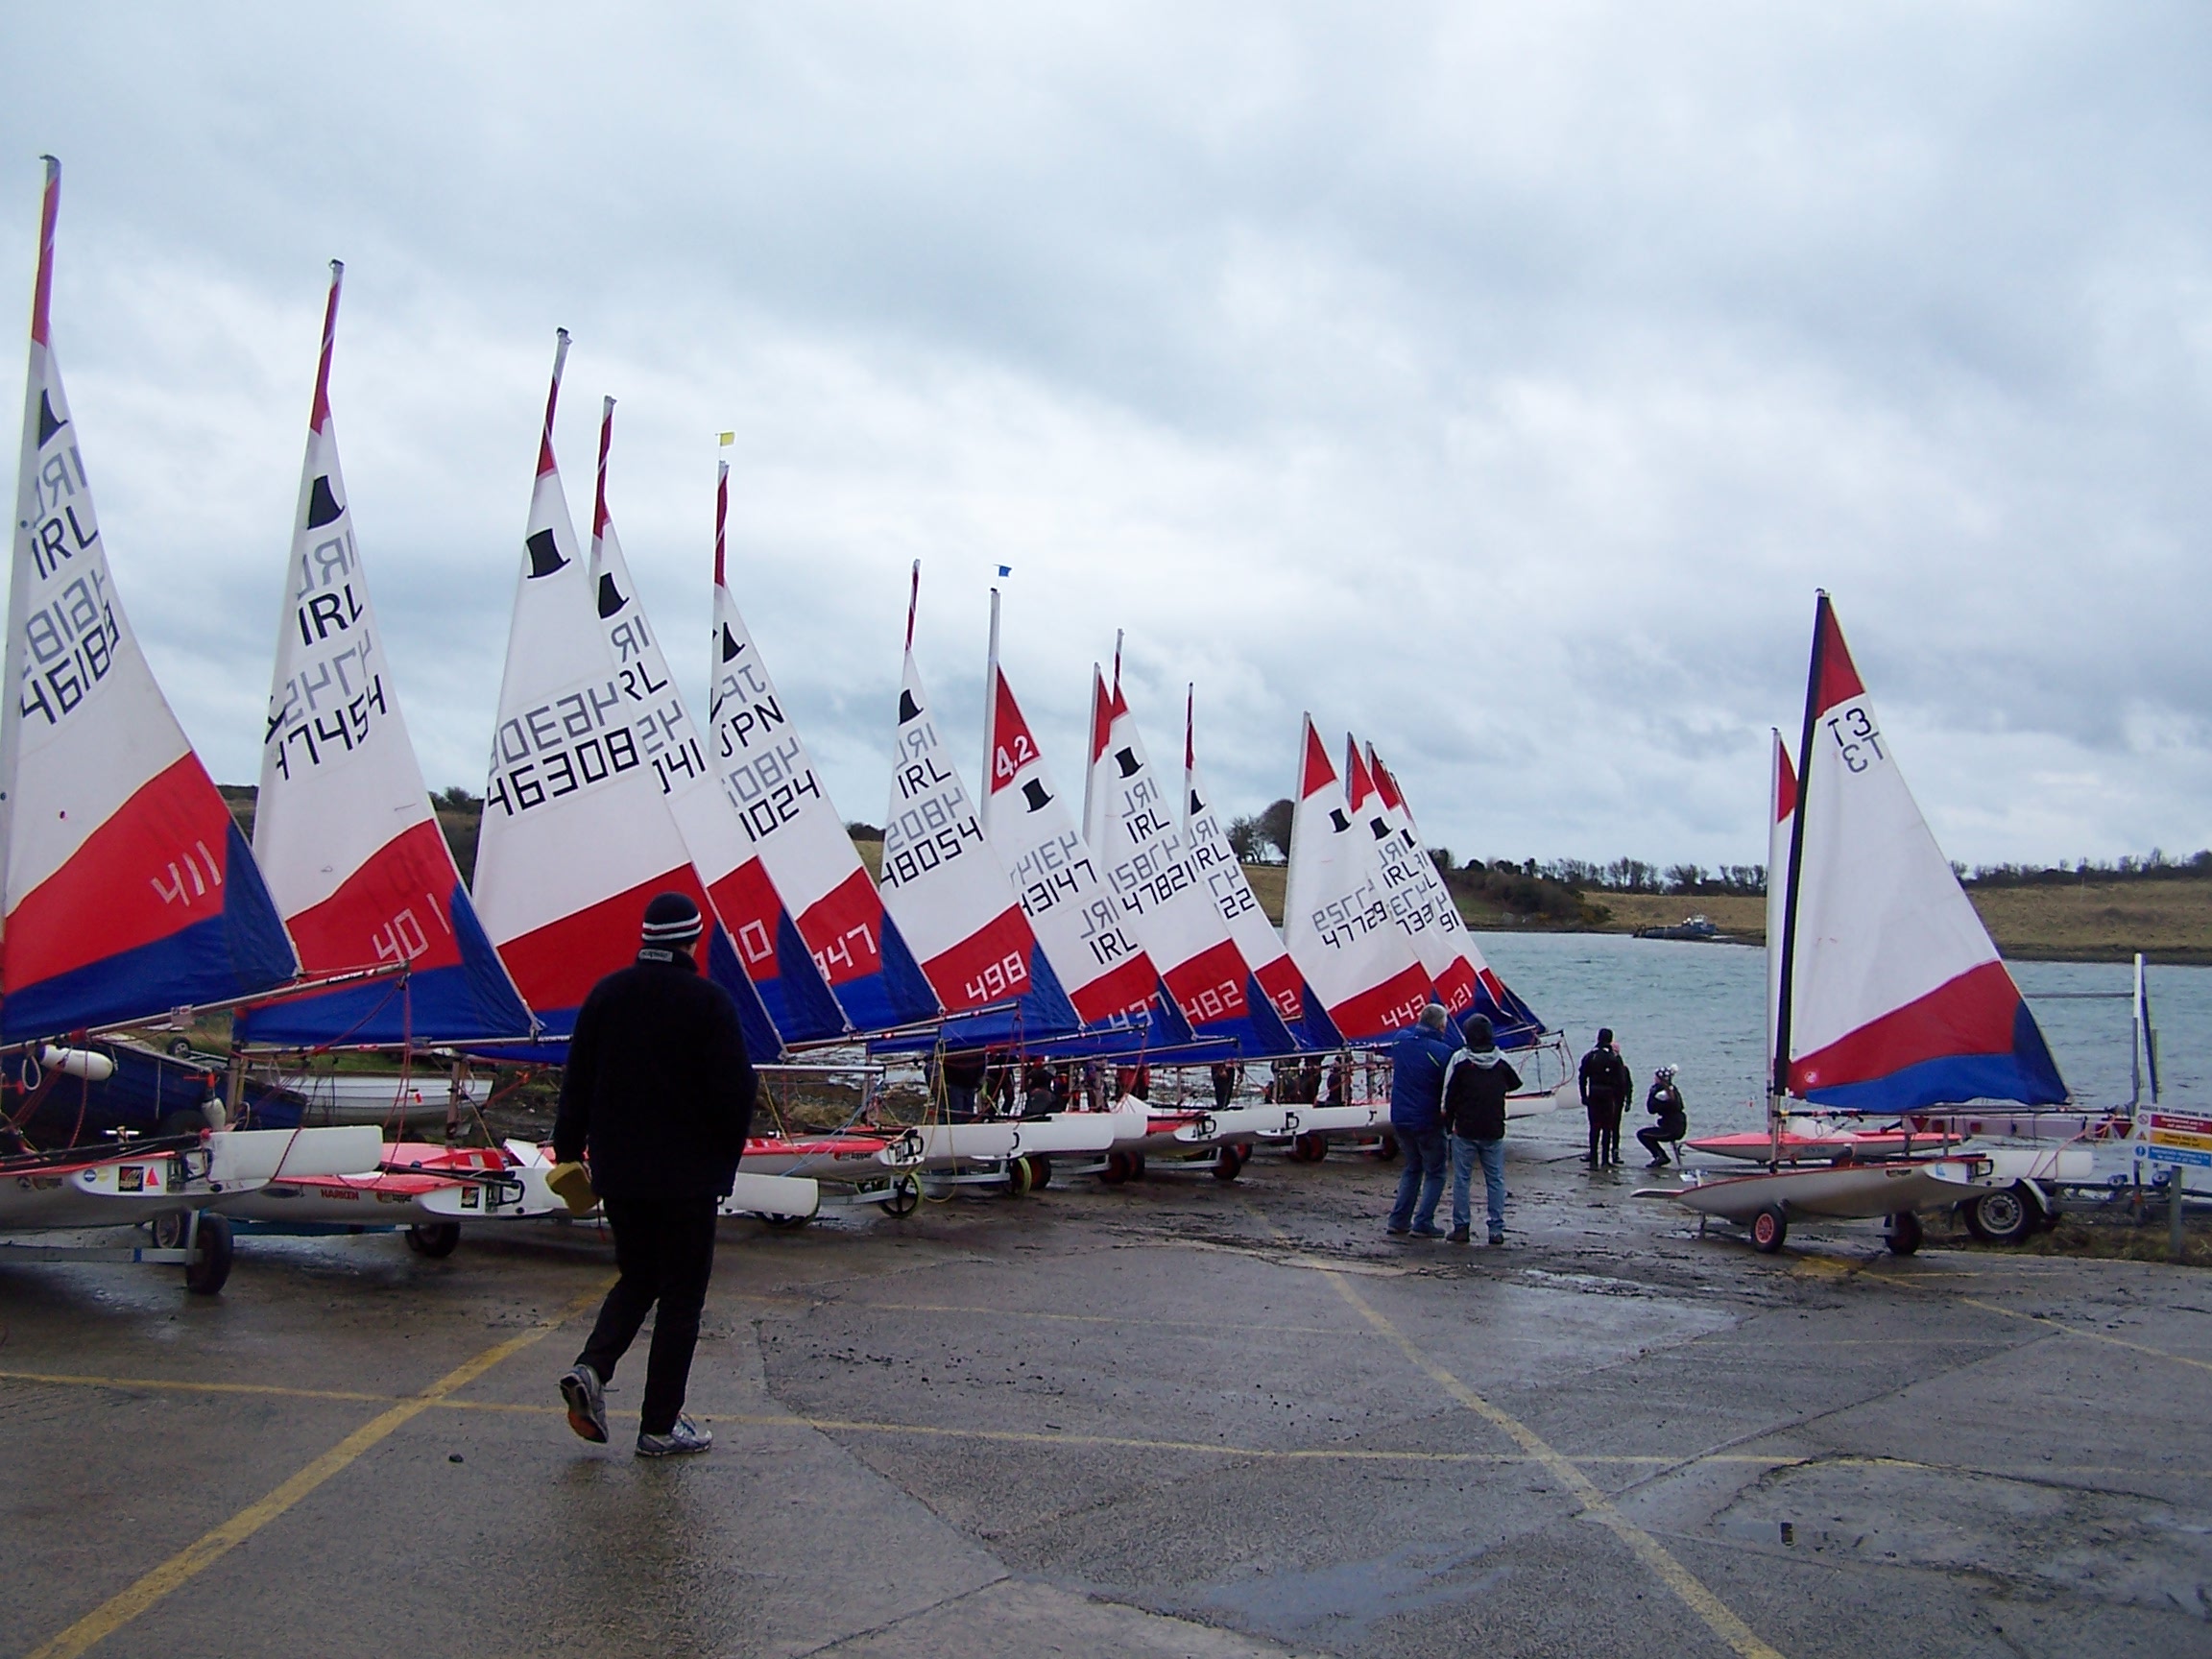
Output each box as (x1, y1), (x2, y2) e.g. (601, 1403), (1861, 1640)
(3, 1113), (2210, 1658)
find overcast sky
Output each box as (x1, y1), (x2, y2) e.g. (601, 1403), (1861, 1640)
(5, 3), (2207, 873)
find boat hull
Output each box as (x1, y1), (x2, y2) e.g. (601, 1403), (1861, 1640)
(1651, 1158), (1989, 1224)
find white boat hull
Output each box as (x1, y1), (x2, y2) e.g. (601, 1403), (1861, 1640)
(1651, 1158), (1990, 1224)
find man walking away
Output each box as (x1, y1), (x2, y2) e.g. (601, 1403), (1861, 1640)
(556, 893), (757, 1458)
(1386, 1004), (1460, 1238)
(1577, 1028), (1632, 1166)
(1638, 1066), (1688, 1166)
(1442, 1015), (1521, 1244)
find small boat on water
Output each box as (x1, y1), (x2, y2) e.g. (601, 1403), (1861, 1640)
(1635, 915), (1729, 942)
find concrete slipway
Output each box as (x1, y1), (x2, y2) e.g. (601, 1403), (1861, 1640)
(2, 1128), (2207, 1658)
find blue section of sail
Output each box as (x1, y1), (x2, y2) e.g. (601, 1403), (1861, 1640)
(925, 943), (1082, 1051)
(237, 880), (532, 1048)
(1182, 974), (1305, 1059)
(751, 910), (849, 1045)
(1464, 974), (1548, 1052)
(707, 923), (786, 1062)
(1805, 1025), (2069, 1117)
(2, 824), (298, 1046)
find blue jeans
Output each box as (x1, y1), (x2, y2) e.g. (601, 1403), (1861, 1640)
(1388, 1126), (1449, 1232)
(1451, 1135), (1506, 1238)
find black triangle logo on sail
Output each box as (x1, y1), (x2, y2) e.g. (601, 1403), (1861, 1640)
(36, 390), (65, 447)
(525, 530), (566, 579)
(898, 688), (922, 724)
(1022, 780), (1052, 814)
(596, 573), (628, 618)
(1114, 748), (1141, 779)
(1329, 808), (1351, 834)
(1190, 789), (1204, 817)
(305, 475), (344, 529)
(720, 624), (741, 663)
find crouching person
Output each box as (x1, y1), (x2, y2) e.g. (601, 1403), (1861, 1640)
(1442, 1015), (1520, 1246)
(556, 893), (757, 1456)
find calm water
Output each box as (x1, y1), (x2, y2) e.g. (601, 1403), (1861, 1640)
(1474, 931), (2209, 1137)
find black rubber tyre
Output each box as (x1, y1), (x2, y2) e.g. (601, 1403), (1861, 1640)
(1101, 1149), (1137, 1186)
(1004, 1156), (1033, 1198)
(1886, 1210), (1924, 1256)
(183, 1212), (233, 1295)
(1211, 1146), (1243, 1183)
(1961, 1184), (2035, 1245)
(1023, 1155), (1052, 1190)
(1373, 1133), (1400, 1163)
(165, 1037), (193, 1059)
(882, 1174), (922, 1216)
(1289, 1132), (1328, 1164)
(405, 1221), (462, 1258)
(1130, 1152), (1146, 1179)
(1750, 1205), (1788, 1253)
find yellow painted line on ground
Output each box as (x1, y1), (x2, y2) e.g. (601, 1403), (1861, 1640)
(0, 1369), (396, 1407)
(1237, 1206), (1783, 1659)
(19, 1284), (608, 1659)
(830, 1300), (1348, 1335)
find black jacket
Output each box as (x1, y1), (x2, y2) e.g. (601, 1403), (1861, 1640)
(552, 948), (757, 1202)
(1578, 1045), (1632, 1109)
(1442, 1049), (1522, 1142)
(1647, 1080), (1687, 1138)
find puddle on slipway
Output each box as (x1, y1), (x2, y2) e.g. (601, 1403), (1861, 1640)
(1194, 1543), (1509, 1645)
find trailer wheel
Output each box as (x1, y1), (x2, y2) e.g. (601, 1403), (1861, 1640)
(1211, 1146), (1244, 1183)
(1004, 1156), (1033, 1198)
(883, 1174), (922, 1217)
(1961, 1184), (2034, 1245)
(405, 1221), (462, 1258)
(1372, 1133), (1400, 1163)
(1023, 1155), (1052, 1190)
(764, 1212), (812, 1231)
(1750, 1205), (1788, 1253)
(183, 1212), (233, 1295)
(1886, 1210), (1923, 1256)
(1100, 1149), (1137, 1186)
(151, 1212), (187, 1249)
(1130, 1152), (1146, 1179)
(1290, 1133), (1327, 1164)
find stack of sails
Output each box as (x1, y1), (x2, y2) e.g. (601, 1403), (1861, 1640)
(469, 334), (779, 1058)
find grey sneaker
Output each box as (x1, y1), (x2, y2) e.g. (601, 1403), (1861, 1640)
(636, 1413), (712, 1457)
(559, 1363), (608, 1444)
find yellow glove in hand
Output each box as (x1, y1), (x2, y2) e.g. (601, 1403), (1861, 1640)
(546, 1160), (597, 1215)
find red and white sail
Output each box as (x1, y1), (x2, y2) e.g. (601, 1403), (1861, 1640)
(879, 567), (1072, 1030)
(707, 469), (939, 1034)
(1765, 730), (1795, 1094)
(588, 405), (843, 1046)
(469, 334), (775, 1053)
(980, 600), (1160, 1026)
(1084, 668), (1293, 1053)
(2, 158), (298, 1044)
(1181, 688), (1316, 1038)
(1349, 738), (1468, 1011)
(1281, 715), (1429, 1041)
(238, 263), (530, 1047)
(1776, 596), (2064, 1112)
(1364, 742), (1548, 1048)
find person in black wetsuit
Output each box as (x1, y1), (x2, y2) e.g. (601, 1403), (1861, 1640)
(1638, 1066), (1688, 1166)
(1577, 1028), (1632, 1166)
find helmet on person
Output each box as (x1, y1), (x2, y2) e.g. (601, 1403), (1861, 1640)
(1656, 1065), (1677, 1080)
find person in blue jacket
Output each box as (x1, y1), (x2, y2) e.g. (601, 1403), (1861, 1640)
(1386, 1003), (1461, 1238)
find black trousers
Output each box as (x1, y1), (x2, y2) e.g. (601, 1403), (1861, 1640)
(576, 1193), (719, 1436)
(1637, 1123), (1678, 1163)
(1586, 1104), (1623, 1164)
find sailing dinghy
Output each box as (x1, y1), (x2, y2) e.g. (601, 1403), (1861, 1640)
(1, 162), (380, 1289)
(1648, 595), (2064, 1253)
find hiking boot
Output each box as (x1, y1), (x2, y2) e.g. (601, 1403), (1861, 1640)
(636, 1413), (712, 1457)
(1447, 1225), (1470, 1243)
(1410, 1223), (1447, 1239)
(559, 1363), (608, 1444)
(1385, 1224), (1410, 1238)
(1488, 1233), (1506, 1247)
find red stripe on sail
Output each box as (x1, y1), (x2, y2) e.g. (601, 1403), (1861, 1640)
(1298, 718), (1335, 800)
(1344, 737), (1377, 810)
(1790, 959), (2021, 1095)
(499, 867), (709, 1014)
(920, 903), (1037, 1015)
(1252, 953), (1307, 1024)
(1161, 937), (1252, 1024)
(1774, 740), (1798, 822)
(708, 857), (785, 979)
(990, 669), (1041, 798)
(795, 867), (891, 987)
(1089, 669), (1114, 763)
(591, 397), (614, 540)
(31, 157), (59, 349)
(713, 461), (729, 587)
(1430, 957), (1479, 1017)
(282, 820), (466, 975)
(4, 754), (239, 990)
(1322, 962), (1433, 1042)
(1369, 747), (1405, 812)
(310, 262), (342, 434)
(1815, 601), (1865, 716)
(1068, 951), (1161, 1024)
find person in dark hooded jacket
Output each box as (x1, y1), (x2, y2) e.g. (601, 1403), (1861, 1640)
(1441, 1015), (1521, 1244)
(554, 892), (757, 1458)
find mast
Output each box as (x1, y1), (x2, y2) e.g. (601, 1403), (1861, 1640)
(1769, 591), (1829, 1160)
(1, 156), (61, 950)
(983, 586), (1001, 803)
